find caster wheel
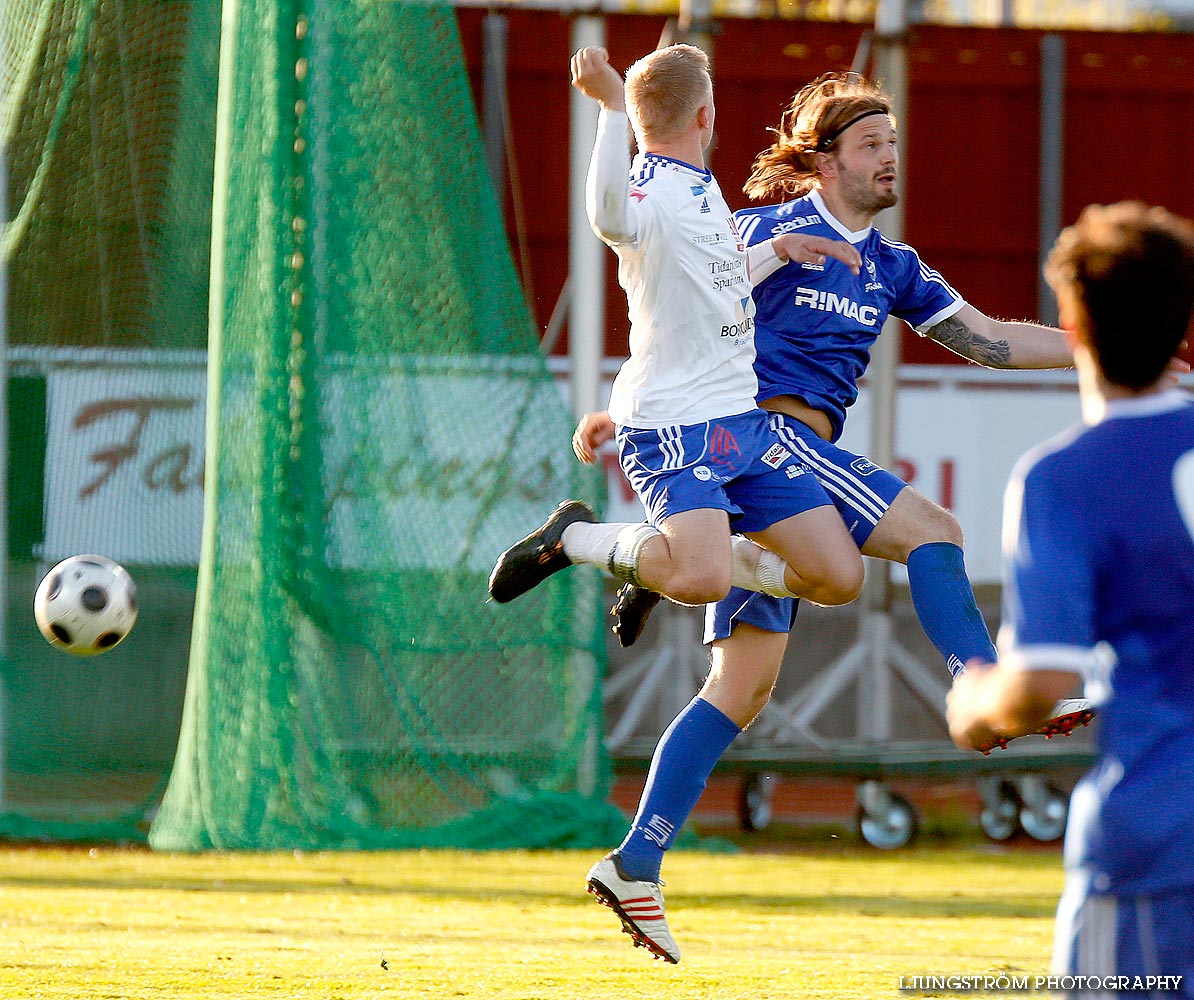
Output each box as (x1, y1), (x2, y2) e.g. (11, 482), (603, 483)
(855, 786), (918, 849)
(738, 773), (777, 832)
(1018, 782), (1068, 843)
(979, 780), (1022, 842)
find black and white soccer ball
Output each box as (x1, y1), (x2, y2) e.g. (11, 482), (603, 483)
(33, 555), (138, 656)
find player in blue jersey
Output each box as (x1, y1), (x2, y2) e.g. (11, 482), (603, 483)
(571, 72), (1166, 962)
(489, 48), (876, 964)
(947, 201), (1194, 993)
(585, 74), (1105, 695)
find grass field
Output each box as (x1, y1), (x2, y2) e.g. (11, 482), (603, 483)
(0, 839), (1065, 999)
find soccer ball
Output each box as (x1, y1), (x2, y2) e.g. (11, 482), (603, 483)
(33, 555), (138, 656)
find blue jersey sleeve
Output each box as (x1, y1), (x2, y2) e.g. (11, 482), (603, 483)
(886, 242), (964, 332)
(1000, 451), (1098, 659)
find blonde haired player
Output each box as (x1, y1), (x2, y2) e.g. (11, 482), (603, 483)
(489, 46), (866, 963)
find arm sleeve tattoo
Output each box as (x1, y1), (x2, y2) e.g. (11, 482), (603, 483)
(925, 314), (1012, 367)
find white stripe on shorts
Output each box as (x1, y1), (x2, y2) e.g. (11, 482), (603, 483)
(1074, 887), (1117, 997)
(771, 423), (890, 524)
(1134, 896), (1161, 979)
(657, 425), (684, 470)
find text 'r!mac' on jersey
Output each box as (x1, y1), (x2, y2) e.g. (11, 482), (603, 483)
(735, 189), (964, 441)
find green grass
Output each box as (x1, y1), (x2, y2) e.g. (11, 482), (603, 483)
(0, 843), (1063, 999)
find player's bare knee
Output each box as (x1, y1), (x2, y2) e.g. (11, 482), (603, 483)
(820, 572), (863, 606)
(812, 558), (864, 605)
(664, 565), (730, 606)
(930, 508), (964, 547)
(739, 683), (776, 727)
(701, 673), (775, 729)
(906, 497), (964, 549)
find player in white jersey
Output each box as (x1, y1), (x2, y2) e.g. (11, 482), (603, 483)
(488, 46), (872, 964)
(490, 46), (868, 619)
(948, 202), (1194, 994)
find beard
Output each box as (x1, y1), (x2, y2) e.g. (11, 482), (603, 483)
(841, 170), (898, 216)
(868, 187), (899, 213)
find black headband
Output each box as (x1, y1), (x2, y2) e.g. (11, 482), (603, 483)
(815, 109), (889, 152)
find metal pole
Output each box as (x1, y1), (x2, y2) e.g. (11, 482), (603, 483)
(871, 0), (908, 477)
(861, 0), (909, 741)
(1038, 34), (1065, 326)
(481, 13), (508, 223)
(676, 0), (714, 58)
(567, 15), (606, 420)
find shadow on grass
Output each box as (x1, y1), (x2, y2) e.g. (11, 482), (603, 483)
(0, 866), (1058, 920)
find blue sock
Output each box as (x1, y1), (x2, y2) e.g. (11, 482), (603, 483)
(616, 697), (741, 882)
(905, 541), (998, 677)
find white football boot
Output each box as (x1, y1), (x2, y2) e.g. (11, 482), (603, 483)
(1036, 698), (1096, 738)
(988, 698), (1096, 752)
(585, 854), (680, 964)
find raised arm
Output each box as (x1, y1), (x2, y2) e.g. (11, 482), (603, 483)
(571, 47), (635, 245)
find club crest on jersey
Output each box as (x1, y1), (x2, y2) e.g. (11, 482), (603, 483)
(864, 257), (883, 292)
(761, 444), (792, 469)
(690, 184), (706, 196)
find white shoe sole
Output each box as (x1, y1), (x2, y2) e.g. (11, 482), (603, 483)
(585, 869), (680, 964)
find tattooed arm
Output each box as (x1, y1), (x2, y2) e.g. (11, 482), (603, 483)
(927, 302), (1192, 380)
(924, 303), (1071, 369)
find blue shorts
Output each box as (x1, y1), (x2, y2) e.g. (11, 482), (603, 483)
(704, 414), (908, 642)
(617, 409), (830, 534)
(1053, 868), (1194, 996)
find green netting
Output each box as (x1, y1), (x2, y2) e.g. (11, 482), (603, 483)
(3, 0), (620, 849)
(147, 0), (615, 850)
(2, 0), (219, 841)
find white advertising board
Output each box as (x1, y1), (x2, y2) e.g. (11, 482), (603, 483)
(37, 355), (1094, 580)
(39, 355), (575, 572)
(43, 366), (207, 566)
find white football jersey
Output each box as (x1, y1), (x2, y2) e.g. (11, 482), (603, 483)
(586, 111), (758, 428)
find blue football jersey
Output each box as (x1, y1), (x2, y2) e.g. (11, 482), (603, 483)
(1000, 391), (1194, 895)
(735, 189), (963, 441)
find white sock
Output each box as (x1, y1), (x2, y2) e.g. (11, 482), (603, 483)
(755, 550), (797, 598)
(562, 521), (636, 568)
(729, 535), (796, 598)
(730, 535), (764, 590)
(607, 523), (661, 585)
